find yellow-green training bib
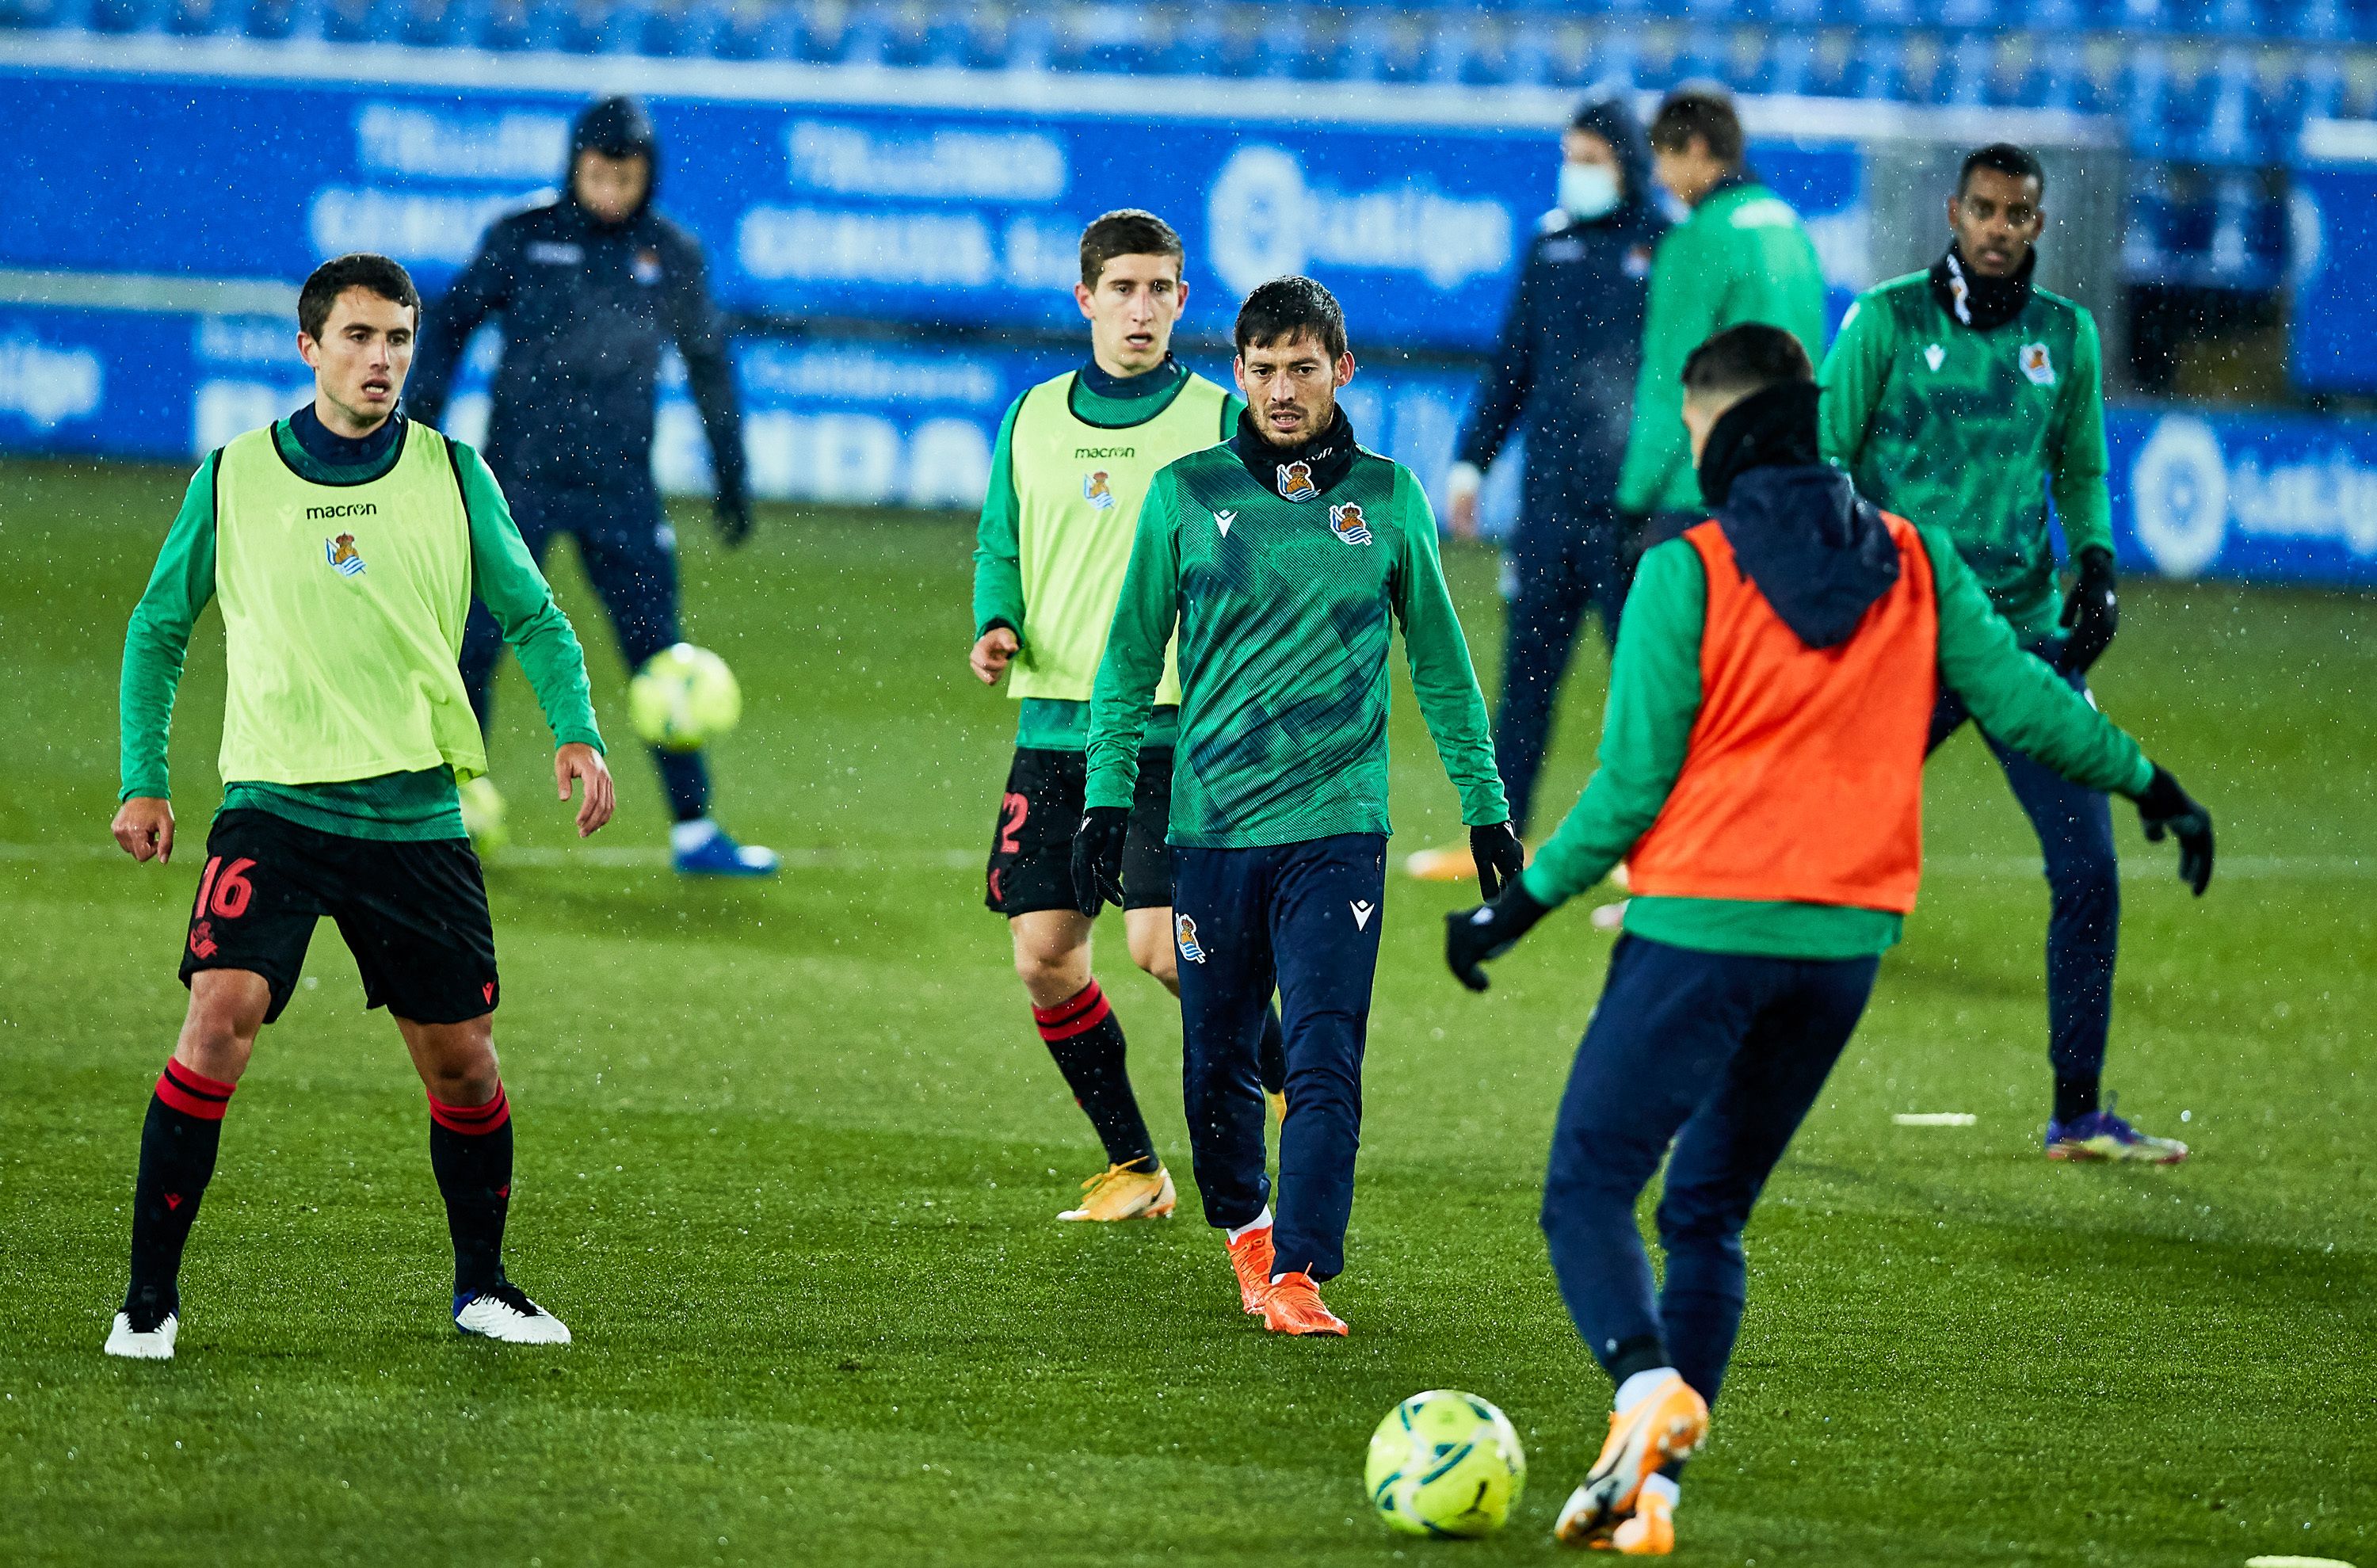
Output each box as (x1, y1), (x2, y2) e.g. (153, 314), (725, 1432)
(212, 421), (486, 786)
(1007, 371), (1229, 704)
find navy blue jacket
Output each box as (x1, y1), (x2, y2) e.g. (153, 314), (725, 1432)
(407, 193), (746, 508)
(1456, 97), (1666, 530)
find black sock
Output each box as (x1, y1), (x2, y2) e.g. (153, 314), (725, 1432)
(1034, 982), (1158, 1170)
(127, 1060), (238, 1322)
(1257, 1005), (1287, 1097)
(427, 1084), (513, 1295)
(1604, 1332), (1672, 1385)
(2053, 1074), (2100, 1125)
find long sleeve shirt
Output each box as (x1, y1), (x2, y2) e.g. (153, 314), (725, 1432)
(120, 415), (602, 840)
(1520, 522), (2150, 958)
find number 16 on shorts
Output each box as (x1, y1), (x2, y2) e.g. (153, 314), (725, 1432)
(188, 855), (256, 959)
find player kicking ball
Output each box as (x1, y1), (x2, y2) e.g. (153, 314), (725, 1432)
(1446, 326), (2211, 1551)
(1082, 277), (1520, 1335)
(971, 210), (1289, 1223)
(105, 254), (612, 1360)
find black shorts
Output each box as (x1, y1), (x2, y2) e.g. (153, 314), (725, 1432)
(177, 809), (499, 1026)
(986, 747), (1173, 917)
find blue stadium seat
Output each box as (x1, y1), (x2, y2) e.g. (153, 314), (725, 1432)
(1002, 8), (1055, 71)
(2025, 36), (2103, 113)
(1337, 13), (1394, 82)
(1585, 29), (1643, 90)
(1503, 19), (1555, 86)
(640, 0), (725, 58)
(1847, 32), (1906, 101)
(1933, 32), (1994, 107)
(2201, 0), (2262, 35)
(2289, 0), (2350, 39)
(2022, 0), (2096, 28)
(1936, 0), (1999, 29)
(2122, 41), (2176, 156)
(2189, 48), (2277, 165)
(1158, 6), (1226, 76)
(2287, 52), (2348, 131)
(1758, 30), (1818, 95)
(87, 0), (169, 30)
(2105, 0), (2172, 32)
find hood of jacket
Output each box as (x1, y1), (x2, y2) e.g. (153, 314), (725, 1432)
(1569, 89), (1660, 232)
(567, 96), (659, 227)
(1700, 383), (1901, 650)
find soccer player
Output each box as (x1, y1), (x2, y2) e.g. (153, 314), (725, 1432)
(1615, 89), (1827, 544)
(105, 254), (613, 1360)
(1080, 277), (1521, 1336)
(407, 95), (773, 877)
(971, 209), (1288, 1223)
(1406, 90), (1667, 883)
(1445, 326), (2211, 1552)
(1818, 143), (2184, 1162)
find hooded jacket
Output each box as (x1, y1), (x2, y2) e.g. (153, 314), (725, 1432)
(406, 97), (747, 509)
(1456, 92), (1668, 526)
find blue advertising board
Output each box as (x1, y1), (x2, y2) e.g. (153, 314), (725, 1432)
(13, 295), (2377, 592)
(0, 57), (1864, 352)
(2109, 407), (2377, 590)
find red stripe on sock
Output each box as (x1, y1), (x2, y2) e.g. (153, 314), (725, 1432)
(427, 1084), (510, 1135)
(1037, 991), (1114, 1042)
(1032, 981), (1106, 1030)
(155, 1063), (235, 1121)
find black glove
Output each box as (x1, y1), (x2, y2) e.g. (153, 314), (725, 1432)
(714, 495), (754, 549)
(2059, 547), (2116, 674)
(1070, 805), (1130, 918)
(2133, 763), (2213, 896)
(1444, 879), (1552, 993)
(1471, 821), (1525, 901)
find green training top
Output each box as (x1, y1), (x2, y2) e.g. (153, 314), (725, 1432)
(1520, 521), (2152, 959)
(971, 359), (1242, 752)
(1819, 269), (2112, 640)
(1085, 438), (1507, 848)
(120, 414), (603, 841)
(1616, 180), (1831, 516)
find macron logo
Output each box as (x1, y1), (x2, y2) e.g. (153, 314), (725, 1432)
(1349, 899), (1375, 930)
(306, 502), (378, 521)
(1215, 509), (1235, 537)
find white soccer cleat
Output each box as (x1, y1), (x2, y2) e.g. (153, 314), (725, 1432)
(105, 1310), (179, 1360)
(453, 1284), (571, 1345)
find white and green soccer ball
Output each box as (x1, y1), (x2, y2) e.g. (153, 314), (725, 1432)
(628, 643), (742, 753)
(1364, 1388), (1527, 1539)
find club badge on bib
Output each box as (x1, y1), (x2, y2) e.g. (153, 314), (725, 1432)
(1329, 502), (1374, 547)
(1083, 470), (1116, 510)
(2019, 342), (2056, 387)
(324, 532), (366, 577)
(1276, 461), (1318, 502)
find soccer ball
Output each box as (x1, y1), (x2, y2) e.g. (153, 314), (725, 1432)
(628, 643), (742, 753)
(1364, 1389), (1527, 1539)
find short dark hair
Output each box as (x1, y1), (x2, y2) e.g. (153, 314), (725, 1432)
(299, 254), (421, 341)
(1234, 276), (1348, 362)
(1080, 209), (1185, 289)
(1957, 142), (2046, 199)
(1648, 87), (1744, 164)
(1681, 322), (1814, 402)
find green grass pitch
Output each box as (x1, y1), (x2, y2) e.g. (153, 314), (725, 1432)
(1, 457), (2371, 1566)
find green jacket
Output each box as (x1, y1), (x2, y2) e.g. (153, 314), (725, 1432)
(1521, 520), (2151, 959)
(1818, 269), (2112, 639)
(120, 416), (601, 841)
(1085, 437), (1506, 849)
(1615, 180), (1831, 516)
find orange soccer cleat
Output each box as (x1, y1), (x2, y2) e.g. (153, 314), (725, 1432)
(1057, 1161), (1177, 1222)
(1591, 1481), (1677, 1555)
(1554, 1374), (1707, 1547)
(1226, 1221), (1276, 1314)
(1259, 1271), (1348, 1337)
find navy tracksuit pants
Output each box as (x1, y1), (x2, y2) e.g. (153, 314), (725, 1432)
(1171, 834), (1387, 1283)
(1543, 934), (1878, 1405)
(460, 477), (710, 823)
(1927, 643), (2119, 1093)
(1494, 511), (1630, 837)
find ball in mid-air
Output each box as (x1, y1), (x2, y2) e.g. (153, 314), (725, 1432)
(1365, 1389), (1527, 1538)
(629, 643), (742, 753)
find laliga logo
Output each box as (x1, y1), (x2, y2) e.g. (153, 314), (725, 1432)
(1329, 502), (1373, 546)
(1276, 460), (1318, 502)
(2131, 416), (2228, 579)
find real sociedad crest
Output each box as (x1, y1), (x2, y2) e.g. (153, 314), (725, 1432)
(1276, 460), (1317, 502)
(324, 532), (366, 576)
(2019, 342), (2057, 386)
(1174, 913), (1208, 963)
(1328, 502), (1373, 546)
(1083, 470), (1116, 510)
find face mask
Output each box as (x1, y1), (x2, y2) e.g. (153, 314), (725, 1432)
(1559, 162), (1623, 221)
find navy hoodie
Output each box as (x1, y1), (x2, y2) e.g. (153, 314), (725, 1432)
(406, 97), (746, 509)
